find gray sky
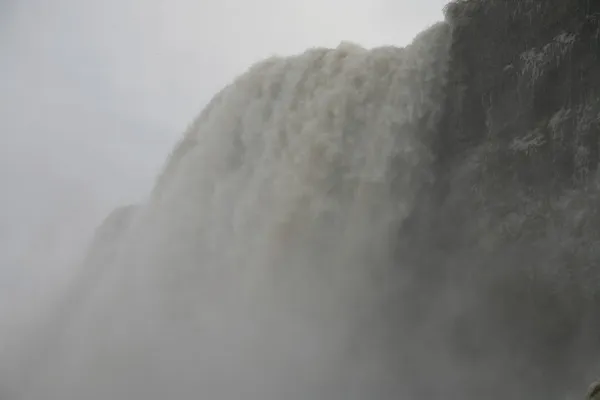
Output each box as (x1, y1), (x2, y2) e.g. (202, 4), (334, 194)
(0, 0), (447, 297)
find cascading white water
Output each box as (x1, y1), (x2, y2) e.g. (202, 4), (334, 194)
(18, 22), (451, 400)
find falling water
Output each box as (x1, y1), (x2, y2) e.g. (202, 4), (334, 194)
(15, 22), (451, 400)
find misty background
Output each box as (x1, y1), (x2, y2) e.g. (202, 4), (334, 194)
(0, 0), (447, 322)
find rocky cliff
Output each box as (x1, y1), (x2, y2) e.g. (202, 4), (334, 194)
(397, 0), (600, 397)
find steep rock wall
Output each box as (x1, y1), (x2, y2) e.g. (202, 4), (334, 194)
(398, 1), (600, 397)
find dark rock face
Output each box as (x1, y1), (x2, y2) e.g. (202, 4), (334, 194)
(395, 1), (600, 398)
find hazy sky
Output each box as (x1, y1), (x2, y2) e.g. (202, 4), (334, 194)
(0, 0), (447, 294)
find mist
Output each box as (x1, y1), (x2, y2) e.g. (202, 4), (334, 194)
(3, 19), (452, 396)
(0, 0), (445, 316)
(0, 0), (445, 309)
(4, 0), (599, 399)
(1, 0), (448, 398)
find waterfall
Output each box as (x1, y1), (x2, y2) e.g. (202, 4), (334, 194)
(17, 23), (451, 400)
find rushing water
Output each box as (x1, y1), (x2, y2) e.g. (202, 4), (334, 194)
(13, 24), (451, 400)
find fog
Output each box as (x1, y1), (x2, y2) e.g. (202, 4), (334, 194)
(0, 0), (446, 311)
(5, 1), (600, 399)
(1, 0), (452, 397)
